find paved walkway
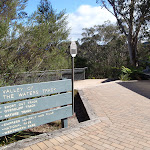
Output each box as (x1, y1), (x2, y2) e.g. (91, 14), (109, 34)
(4, 80), (150, 150)
(74, 79), (107, 90)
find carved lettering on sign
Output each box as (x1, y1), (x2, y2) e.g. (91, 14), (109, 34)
(42, 88), (56, 93)
(4, 106), (23, 113)
(5, 112), (19, 118)
(1, 86), (41, 100)
(18, 90), (39, 97)
(2, 88), (23, 94)
(3, 120), (20, 127)
(1, 110), (55, 136)
(2, 85), (58, 101)
(3, 94), (14, 99)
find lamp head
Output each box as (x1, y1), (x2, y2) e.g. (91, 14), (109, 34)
(70, 41), (77, 57)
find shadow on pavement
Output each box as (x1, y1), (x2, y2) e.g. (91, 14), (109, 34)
(74, 93), (90, 123)
(117, 80), (150, 99)
(101, 79), (112, 83)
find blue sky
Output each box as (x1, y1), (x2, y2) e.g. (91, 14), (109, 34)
(25, 0), (116, 40)
(25, 0), (98, 14)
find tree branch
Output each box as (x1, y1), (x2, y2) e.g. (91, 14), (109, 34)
(100, 0), (128, 37)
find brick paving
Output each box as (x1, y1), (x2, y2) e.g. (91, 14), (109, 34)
(22, 80), (150, 149)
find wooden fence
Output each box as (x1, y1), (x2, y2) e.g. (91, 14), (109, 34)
(0, 68), (87, 86)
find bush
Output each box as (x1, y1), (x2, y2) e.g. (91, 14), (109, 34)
(120, 66), (148, 81)
(120, 74), (131, 81)
(108, 67), (121, 80)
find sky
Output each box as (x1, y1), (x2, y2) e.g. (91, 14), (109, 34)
(25, 0), (116, 40)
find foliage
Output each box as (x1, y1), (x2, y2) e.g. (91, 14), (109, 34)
(0, 0), (149, 85)
(120, 66), (131, 81)
(0, 0), (71, 85)
(120, 66), (148, 81)
(120, 74), (131, 81)
(77, 20), (149, 79)
(138, 42), (150, 68)
(0, 0), (28, 40)
(96, 0), (150, 66)
(121, 66), (132, 74)
(77, 21), (128, 79)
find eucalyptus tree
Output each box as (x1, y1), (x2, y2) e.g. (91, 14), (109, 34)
(78, 22), (127, 78)
(96, 0), (150, 66)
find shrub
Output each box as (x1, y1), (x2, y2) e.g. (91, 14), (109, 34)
(120, 66), (148, 81)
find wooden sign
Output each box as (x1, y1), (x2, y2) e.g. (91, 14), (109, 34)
(0, 79), (71, 102)
(0, 79), (72, 137)
(0, 106), (72, 137)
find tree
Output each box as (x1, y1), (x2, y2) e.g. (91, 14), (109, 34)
(22, 0), (70, 71)
(78, 22), (127, 78)
(0, 0), (28, 39)
(8, 0), (70, 73)
(0, 0), (28, 76)
(0, 0), (70, 79)
(96, 0), (150, 66)
(35, 0), (69, 47)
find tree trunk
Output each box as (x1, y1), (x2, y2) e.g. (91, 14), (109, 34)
(127, 38), (136, 67)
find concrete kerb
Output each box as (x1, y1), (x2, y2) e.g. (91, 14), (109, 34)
(78, 90), (99, 120)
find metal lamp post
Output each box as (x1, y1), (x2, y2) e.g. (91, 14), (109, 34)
(70, 41), (77, 115)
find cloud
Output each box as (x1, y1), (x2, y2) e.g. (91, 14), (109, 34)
(67, 5), (116, 41)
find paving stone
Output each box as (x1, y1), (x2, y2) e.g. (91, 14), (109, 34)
(90, 139), (103, 145)
(92, 144), (106, 150)
(24, 147), (32, 150)
(102, 143), (115, 150)
(49, 139), (60, 145)
(37, 142), (48, 150)
(72, 139), (84, 146)
(53, 145), (66, 150)
(54, 137), (65, 143)
(60, 135), (70, 141)
(111, 142), (125, 149)
(88, 134), (100, 140)
(62, 145), (76, 150)
(64, 141), (75, 147)
(46, 147), (55, 150)
(30, 144), (41, 150)
(43, 140), (54, 148)
(73, 144), (86, 150)
(82, 144), (96, 150)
